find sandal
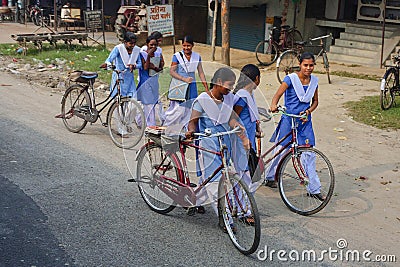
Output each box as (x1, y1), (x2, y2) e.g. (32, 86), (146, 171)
(196, 206), (205, 214)
(219, 223), (237, 234)
(240, 215), (255, 226)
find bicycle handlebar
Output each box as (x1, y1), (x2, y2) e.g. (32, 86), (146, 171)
(309, 34), (332, 42)
(193, 126), (242, 139)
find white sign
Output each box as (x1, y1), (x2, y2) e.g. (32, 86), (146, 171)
(146, 5), (174, 37)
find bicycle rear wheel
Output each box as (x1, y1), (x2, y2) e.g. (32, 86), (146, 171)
(61, 84), (89, 133)
(380, 67), (397, 110)
(218, 173), (261, 255)
(277, 147), (335, 216)
(286, 29), (303, 48)
(255, 40), (279, 66)
(276, 50), (299, 84)
(136, 143), (183, 214)
(107, 98), (146, 149)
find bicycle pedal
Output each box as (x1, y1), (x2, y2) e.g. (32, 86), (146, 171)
(189, 183), (197, 188)
(127, 178), (136, 183)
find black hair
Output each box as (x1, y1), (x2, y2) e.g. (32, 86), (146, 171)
(234, 64), (260, 93)
(124, 32), (137, 42)
(146, 35), (157, 44)
(299, 52), (315, 63)
(182, 35), (194, 45)
(210, 67), (236, 89)
(151, 31), (163, 40)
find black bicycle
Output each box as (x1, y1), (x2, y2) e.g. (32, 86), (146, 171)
(380, 50), (400, 110)
(59, 66), (146, 149)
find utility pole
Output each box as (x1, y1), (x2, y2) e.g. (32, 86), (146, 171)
(221, 0), (230, 66)
(211, 0), (218, 61)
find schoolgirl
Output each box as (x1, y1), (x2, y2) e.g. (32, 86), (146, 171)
(164, 35), (209, 130)
(137, 35), (165, 126)
(266, 52), (324, 201)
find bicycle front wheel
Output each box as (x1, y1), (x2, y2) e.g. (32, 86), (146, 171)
(61, 84), (89, 133)
(107, 98), (146, 149)
(255, 40), (279, 66)
(276, 50), (299, 84)
(136, 143), (183, 214)
(218, 173), (261, 255)
(323, 52), (331, 84)
(277, 147), (335, 216)
(380, 67), (397, 110)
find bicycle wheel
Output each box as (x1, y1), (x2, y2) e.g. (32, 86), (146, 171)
(107, 98), (146, 149)
(136, 143), (183, 214)
(286, 29), (303, 48)
(380, 67), (397, 110)
(323, 52), (331, 84)
(218, 173), (261, 255)
(276, 50), (299, 84)
(255, 40), (279, 66)
(277, 147), (335, 216)
(61, 84), (89, 133)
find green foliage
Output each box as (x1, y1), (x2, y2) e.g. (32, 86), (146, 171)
(344, 95), (400, 129)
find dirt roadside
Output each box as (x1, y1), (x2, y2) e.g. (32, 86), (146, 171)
(1, 22), (399, 264)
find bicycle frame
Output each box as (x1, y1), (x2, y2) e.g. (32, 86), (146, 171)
(259, 115), (310, 184)
(143, 132), (236, 208)
(70, 70), (126, 123)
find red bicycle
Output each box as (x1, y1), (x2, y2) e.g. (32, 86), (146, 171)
(136, 126), (261, 255)
(256, 107), (335, 215)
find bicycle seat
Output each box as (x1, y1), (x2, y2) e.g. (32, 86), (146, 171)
(281, 25), (290, 30)
(80, 71), (98, 79)
(295, 41), (307, 46)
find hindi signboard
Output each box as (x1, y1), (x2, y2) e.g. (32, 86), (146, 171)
(84, 10), (103, 31)
(146, 5), (174, 37)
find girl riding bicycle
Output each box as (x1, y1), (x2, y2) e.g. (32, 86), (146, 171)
(266, 52), (324, 201)
(186, 67), (250, 218)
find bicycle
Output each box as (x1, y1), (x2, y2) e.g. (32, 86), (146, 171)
(256, 107), (335, 215)
(255, 25), (303, 66)
(380, 50), (400, 110)
(58, 66), (146, 149)
(276, 34), (332, 84)
(136, 127), (261, 255)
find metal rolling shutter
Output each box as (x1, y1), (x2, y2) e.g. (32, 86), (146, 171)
(217, 6), (265, 52)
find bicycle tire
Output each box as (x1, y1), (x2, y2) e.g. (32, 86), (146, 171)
(136, 142), (183, 214)
(255, 40), (279, 66)
(61, 84), (89, 133)
(276, 50), (299, 84)
(277, 147), (335, 216)
(286, 29), (303, 48)
(218, 173), (261, 255)
(380, 67), (397, 110)
(323, 52), (331, 84)
(107, 98), (146, 149)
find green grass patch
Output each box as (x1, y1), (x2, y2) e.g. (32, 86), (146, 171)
(330, 70), (381, 81)
(344, 95), (400, 129)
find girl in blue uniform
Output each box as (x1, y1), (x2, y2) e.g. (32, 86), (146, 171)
(137, 36), (164, 126)
(266, 52), (324, 201)
(186, 67), (250, 220)
(164, 35), (209, 130)
(233, 64), (263, 195)
(100, 32), (142, 98)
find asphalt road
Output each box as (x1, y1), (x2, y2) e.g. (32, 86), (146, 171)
(0, 68), (285, 266)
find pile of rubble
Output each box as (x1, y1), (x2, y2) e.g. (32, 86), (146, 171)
(0, 55), (108, 94)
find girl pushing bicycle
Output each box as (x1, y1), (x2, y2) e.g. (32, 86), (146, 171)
(265, 52), (324, 201)
(233, 64), (263, 194)
(185, 67), (250, 218)
(100, 32), (142, 98)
